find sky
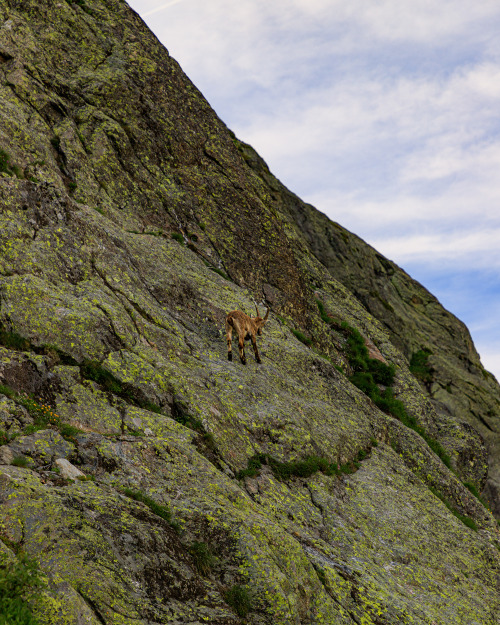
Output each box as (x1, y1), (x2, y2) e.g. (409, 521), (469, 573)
(127, 0), (500, 381)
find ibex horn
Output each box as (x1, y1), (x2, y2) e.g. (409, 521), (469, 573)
(264, 307), (270, 321)
(255, 304), (260, 317)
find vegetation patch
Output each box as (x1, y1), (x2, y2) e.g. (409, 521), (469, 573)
(189, 541), (215, 575)
(409, 349), (434, 385)
(0, 382), (83, 444)
(81, 361), (133, 398)
(10, 456), (29, 468)
(0, 326), (31, 351)
(237, 445), (375, 482)
(203, 261), (231, 281)
(429, 487), (477, 531)
(291, 328), (313, 347)
(463, 481), (490, 510)
(171, 232), (185, 245)
(224, 584), (251, 618)
(366, 385), (451, 469)
(0, 552), (43, 625)
(122, 488), (180, 532)
(0, 149), (22, 178)
(315, 302), (451, 470)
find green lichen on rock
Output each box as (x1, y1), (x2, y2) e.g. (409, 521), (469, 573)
(0, 0), (499, 623)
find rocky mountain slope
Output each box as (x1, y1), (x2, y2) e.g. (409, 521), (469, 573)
(0, 1), (499, 623)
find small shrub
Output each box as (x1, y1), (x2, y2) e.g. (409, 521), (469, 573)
(77, 475), (95, 482)
(0, 149), (11, 174)
(236, 453), (265, 479)
(458, 515), (478, 531)
(342, 322), (369, 368)
(269, 455), (332, 480)
(356, 449), (367, 462)
(189, 542), (215, 575)
(339, 462), (355, 475)
(236, 448), (374, 482)
(11, 456), (29, 468)
(409, 349), (433, 384)
(0, 552), (44, 625)
(58, 423), (83, 440)
(316, 299), (332, 324)
(368, 359), (395, 386)
(171, 232), (184, 244)
(350, 371), (379, 398)
(202, 431), (216, 450)
(17, 397), (60, 431)
(224, 584), (251, 618)
(316, 567), (327, 586)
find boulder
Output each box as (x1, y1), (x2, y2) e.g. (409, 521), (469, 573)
(54, 458), (85, 481)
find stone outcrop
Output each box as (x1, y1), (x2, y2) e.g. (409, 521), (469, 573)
(0, 1), (499, 623)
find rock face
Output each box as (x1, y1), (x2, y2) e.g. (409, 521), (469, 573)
(0, 1), (499, 624)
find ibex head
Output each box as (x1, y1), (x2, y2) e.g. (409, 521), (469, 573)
(254, 305), (270, 335)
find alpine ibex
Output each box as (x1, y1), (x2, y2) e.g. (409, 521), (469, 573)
(226, 305), (269, 364)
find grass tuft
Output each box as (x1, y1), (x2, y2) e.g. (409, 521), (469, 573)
(291, 328), (313, 347)
(224, 584), (251, 618)
(81, 362), (130, 396)
(122, 488), (180, 532)
(463, 481), (490, 509)
(429, 486), (478, 531)
(189, 542), (215, 575)
(10, 456), (29, 468)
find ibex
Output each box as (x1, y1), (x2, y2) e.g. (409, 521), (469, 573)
(226, 305), (269, 364)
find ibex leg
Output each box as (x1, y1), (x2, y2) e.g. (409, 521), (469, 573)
(238, 337), (246, 364)
(251, 335), (261, 364)
(226, 322), (233, 361)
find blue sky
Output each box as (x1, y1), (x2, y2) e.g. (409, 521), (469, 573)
(127, 0), (500, 381)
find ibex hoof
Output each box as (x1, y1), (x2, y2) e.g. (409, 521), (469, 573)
(241, 359), (247, 365)
(256, 358), (262, 364)
(228, 353), (232, 361)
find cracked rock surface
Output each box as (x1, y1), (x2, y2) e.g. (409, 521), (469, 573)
(0, 0), (499, 623)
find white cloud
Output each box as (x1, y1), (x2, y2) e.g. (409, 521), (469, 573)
(370, 229), (500, 266)
(142, 0), (187, 16)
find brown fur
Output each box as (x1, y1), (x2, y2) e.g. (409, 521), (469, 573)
(226, 305), (269, 364)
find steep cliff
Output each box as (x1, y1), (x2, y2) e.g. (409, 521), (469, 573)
(0, 1), (499, 624)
